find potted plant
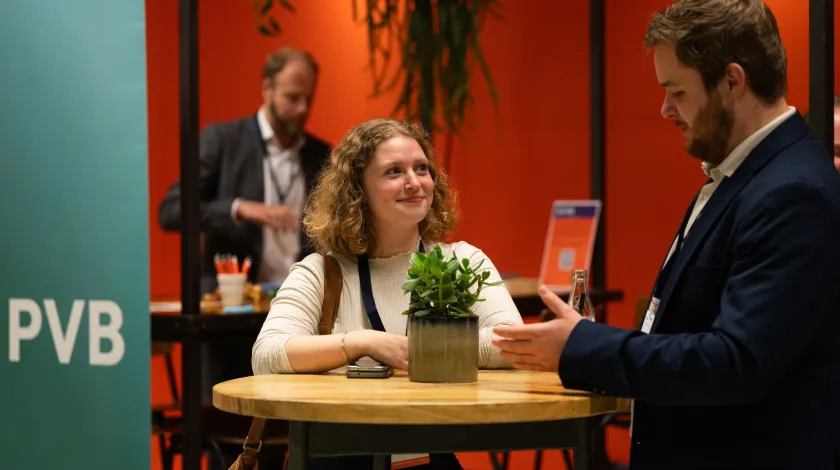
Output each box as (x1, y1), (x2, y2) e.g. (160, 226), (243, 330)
(400, 245), (501, 383)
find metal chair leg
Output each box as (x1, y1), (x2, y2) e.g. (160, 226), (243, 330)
(206, 437), (227, 470)
(159, 433), (173, 470)
(489, 451), (510, 470)
(562, 449), (574, 470)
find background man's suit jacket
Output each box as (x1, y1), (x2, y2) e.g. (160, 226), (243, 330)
(559, 114), (840, 469)
(158, 116), (331, 293)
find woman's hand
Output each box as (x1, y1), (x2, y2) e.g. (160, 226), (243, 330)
(345, 330), (409, 370)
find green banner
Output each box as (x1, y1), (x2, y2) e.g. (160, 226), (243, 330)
(0, 1), (150, 469)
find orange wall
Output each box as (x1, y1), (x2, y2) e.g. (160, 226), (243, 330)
(148, 0), (592, 297)
(146, 0), (832, 468)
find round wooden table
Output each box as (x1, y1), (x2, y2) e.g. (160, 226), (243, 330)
(214, 369), (627, 470)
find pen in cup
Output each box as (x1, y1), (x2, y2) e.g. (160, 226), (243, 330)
(213, 253), (251, 275)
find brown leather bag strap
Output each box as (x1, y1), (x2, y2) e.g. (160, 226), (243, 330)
(231, 254), (344, 470)
(318, 253), (344, 335)
(229, 417), (266, 470)
(244, 417), (266, 448)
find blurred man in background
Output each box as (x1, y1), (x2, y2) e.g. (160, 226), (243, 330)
(159, 47), (331, 293)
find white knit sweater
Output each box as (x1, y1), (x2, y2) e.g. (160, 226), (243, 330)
(252, 240), (524, 374)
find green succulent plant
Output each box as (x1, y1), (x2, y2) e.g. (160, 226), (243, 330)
(400, 245), (502, 318)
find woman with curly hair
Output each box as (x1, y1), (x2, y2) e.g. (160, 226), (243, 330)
(252, 118), (523, 380)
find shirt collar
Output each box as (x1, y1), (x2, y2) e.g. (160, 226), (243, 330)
(701, 106), (797, 180)
(257, 106), (305, 152)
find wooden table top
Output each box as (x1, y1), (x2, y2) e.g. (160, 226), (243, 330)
(212, 369), (628, 425)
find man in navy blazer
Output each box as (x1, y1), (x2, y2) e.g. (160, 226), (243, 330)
(493, 1), (840, 468)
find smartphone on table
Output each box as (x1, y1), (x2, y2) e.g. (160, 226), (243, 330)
(346, 357), (394, 379)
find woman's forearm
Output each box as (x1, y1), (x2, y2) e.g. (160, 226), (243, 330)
(283, 330), (368, 373)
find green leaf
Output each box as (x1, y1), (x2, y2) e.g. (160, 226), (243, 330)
(278, 0), (296, 13)
(410, 252), (426, 268)
(412, 309), (433, 317)
(444, 259), (459, 277)
(450, 305), (468, 315)
(482, 270), (491, 280)
(401, 279), (422, 291)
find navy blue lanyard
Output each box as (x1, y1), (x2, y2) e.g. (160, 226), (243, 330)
(358, 241), (425, 332)
(253, 115), (301, 204)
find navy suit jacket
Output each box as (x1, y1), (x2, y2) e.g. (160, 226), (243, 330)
(560, 113), (840, 469)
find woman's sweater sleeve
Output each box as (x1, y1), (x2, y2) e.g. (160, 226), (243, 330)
(251, 253), (325, 375)
(455, 243), (525, 368)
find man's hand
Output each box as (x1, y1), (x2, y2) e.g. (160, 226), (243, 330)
(236, 200), (298, 232)
(492, 286), (583, 372)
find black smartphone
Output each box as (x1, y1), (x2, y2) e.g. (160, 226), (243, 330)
(346, 359), (394, 379)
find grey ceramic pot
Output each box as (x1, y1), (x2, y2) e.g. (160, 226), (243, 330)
(407, 314), (479, 383)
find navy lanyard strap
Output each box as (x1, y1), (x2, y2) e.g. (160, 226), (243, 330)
(253, 115), (301, 204)
(358, 241), (425, 333)
(266, 161), (301, 205)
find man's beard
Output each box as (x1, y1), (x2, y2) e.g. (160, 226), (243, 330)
(685, 90), (733, 165)
(269, 101), (303, 139)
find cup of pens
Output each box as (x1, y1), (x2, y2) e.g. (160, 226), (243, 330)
(215, 254), (252, 307)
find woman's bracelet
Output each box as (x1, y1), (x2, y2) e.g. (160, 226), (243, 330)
(340, 332), (353, 364)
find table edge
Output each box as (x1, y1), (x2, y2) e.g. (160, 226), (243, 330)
(212, 389), (630, 425)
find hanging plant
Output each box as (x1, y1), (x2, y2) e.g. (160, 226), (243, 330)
(253, 0), (501, 145)
(253, 0), (295, 36)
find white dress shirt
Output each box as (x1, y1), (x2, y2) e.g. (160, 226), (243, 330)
(234, 107), (306, 286)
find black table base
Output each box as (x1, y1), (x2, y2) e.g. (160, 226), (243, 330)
(286, 418), (595, 470)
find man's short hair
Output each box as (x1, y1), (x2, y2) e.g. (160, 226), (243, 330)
(644, 0), (787, 104)
(262, 47), (319, 81)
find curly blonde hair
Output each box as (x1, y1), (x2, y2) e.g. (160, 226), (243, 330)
(303, 118), (458, 256)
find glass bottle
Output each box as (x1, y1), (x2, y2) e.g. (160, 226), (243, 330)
(567, 269), (596, 322)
